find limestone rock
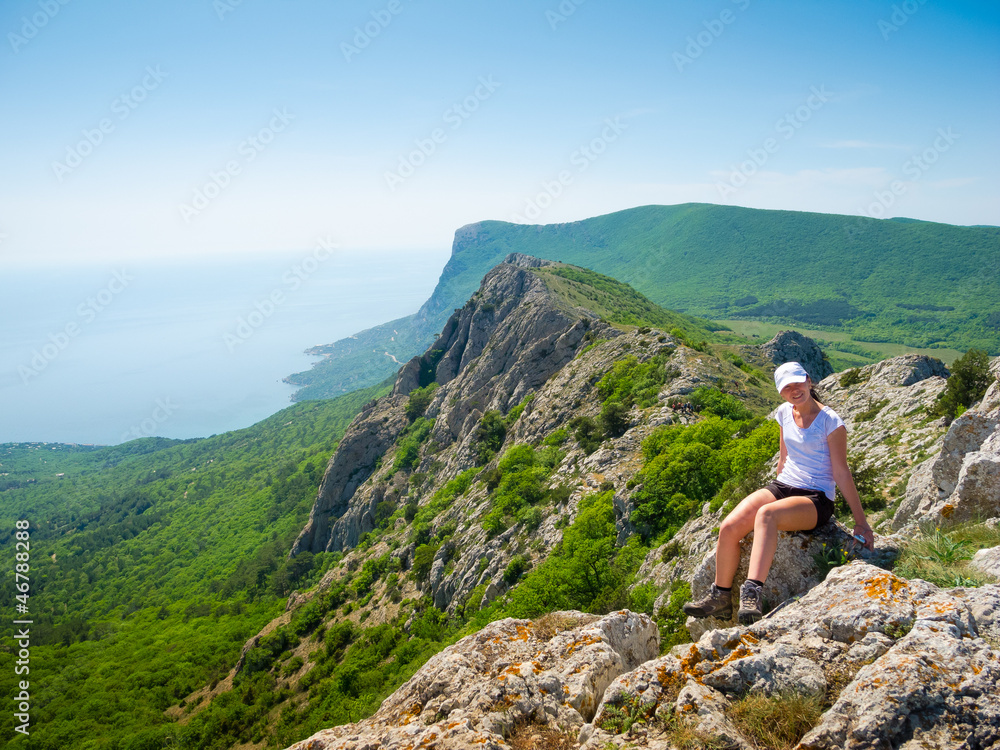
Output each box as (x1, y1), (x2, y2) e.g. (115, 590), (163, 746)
(744, 330), (833, 384)
(679, 519), (897, 641)
(586, 564), (1000, 750)
(290, 394), (410, 555)
(798, 618), (999, 750)
(891, 356), (1000, 531)
(817, 355), (950, 507)
(971, 545), (1000, 580)
(283, 610), (658, 750)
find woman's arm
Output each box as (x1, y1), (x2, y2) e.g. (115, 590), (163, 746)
(777, 425), (787, 475)
(827, 425), (874, 550)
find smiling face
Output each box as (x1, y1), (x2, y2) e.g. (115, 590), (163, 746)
(780, 377), (812, 406)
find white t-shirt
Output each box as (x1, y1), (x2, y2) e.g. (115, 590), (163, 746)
(774, 402), (845, 500)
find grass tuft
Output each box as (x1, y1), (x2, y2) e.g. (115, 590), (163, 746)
(506, 718), (578, 750)
(893, 523), (1000, 588)
(728, 691), (824, 750)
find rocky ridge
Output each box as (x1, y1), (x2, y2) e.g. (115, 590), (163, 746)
(213, 253), (998, 750)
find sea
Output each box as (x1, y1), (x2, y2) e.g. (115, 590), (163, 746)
(0, 249), (449, 446)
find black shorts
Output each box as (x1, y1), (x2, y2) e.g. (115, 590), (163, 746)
(765, 480), (835, 531)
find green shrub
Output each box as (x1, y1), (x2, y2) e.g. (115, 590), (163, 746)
(393, 417), (434, 471)
(635, 416), (778, 538)
(324, 621), (354, 658)
(503, 554), (530, 585)
(688, 387), (752, 421)
(599, 399), (631, 437)
(472, 410), (507, 464)
(839, 367), (869, 387)
(543, 428), (569, 446)
(596, 353), (676, 410)
(479, 491), (638, 619)
(504, 393), (535, 426)
(518, 505), (544, 531)
(282, 656), (304, 677)
(411, 544), (439, 582)
(481, 444), (552, 534)
(569, 415), (602, 454)
(656, 580), (692, 651)
(405, 383), (439, 421)
(931, 349), (993, 421)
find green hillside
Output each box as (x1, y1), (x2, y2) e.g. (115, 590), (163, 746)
(529, 263), (726, 340)
(0, 378), (392, 749)
(285, 204), (999, 400)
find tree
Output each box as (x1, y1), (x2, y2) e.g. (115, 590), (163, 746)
(932, 349), (993, 421)
(600, 399), (630, 437)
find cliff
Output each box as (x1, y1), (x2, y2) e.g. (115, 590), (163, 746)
(284, 204), (1000, 401)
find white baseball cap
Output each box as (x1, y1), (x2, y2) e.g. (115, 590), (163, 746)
(774, 361), (809, 393)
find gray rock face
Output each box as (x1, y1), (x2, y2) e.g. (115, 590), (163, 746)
(677, 519), (898, 642)
(892, 357), (1000, 531)
(816, 354), (950, 500)
(972, 545), (1000, 580)
(283, 611), (658, 750)
(291, 396), (410, 555)
(746, 330), (833, 384)
(293, 259), (615, 555)
(583, 564), (1000, 750)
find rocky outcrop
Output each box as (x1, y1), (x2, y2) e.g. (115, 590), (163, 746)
(892, 356), (1000, 531)
(741, 329), (833, 384)
(274, 253), (999, 750)
(972, 545), (1000, 579)
(279, 564), (1000, 750)
(582, 563), (1000, 750)
(285, 611), (658, 750)
(292, 257), (615, 555)
(291, 396), (410, 555)
(816, 354), (950, 489)
(631, 353), (955, 639)
(684, 521), (898, 642)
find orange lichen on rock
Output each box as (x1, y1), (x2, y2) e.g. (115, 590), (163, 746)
(864, 572), (908, 601)
(563, 634), (603, 656)
(398, 702), (424, 725)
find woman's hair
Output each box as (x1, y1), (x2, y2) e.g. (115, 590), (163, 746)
(806, 377), (822, 404)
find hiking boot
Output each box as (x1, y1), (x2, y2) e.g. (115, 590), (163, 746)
(738, 580), (764, 624)
(682, 584), (733, 619)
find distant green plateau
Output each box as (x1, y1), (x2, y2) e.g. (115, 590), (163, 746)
(285, 203), (999, 399)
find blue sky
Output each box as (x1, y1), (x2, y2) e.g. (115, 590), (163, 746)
(1, 0), (998, 266)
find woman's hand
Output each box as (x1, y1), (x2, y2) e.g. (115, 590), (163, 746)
(853, 520), (875, 551)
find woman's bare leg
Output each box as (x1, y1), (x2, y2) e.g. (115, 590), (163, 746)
(714, 488), (777, 588)
(746, 496), (817, 583)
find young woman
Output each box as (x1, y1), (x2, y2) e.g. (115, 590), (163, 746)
(684, 361), (875, 624)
